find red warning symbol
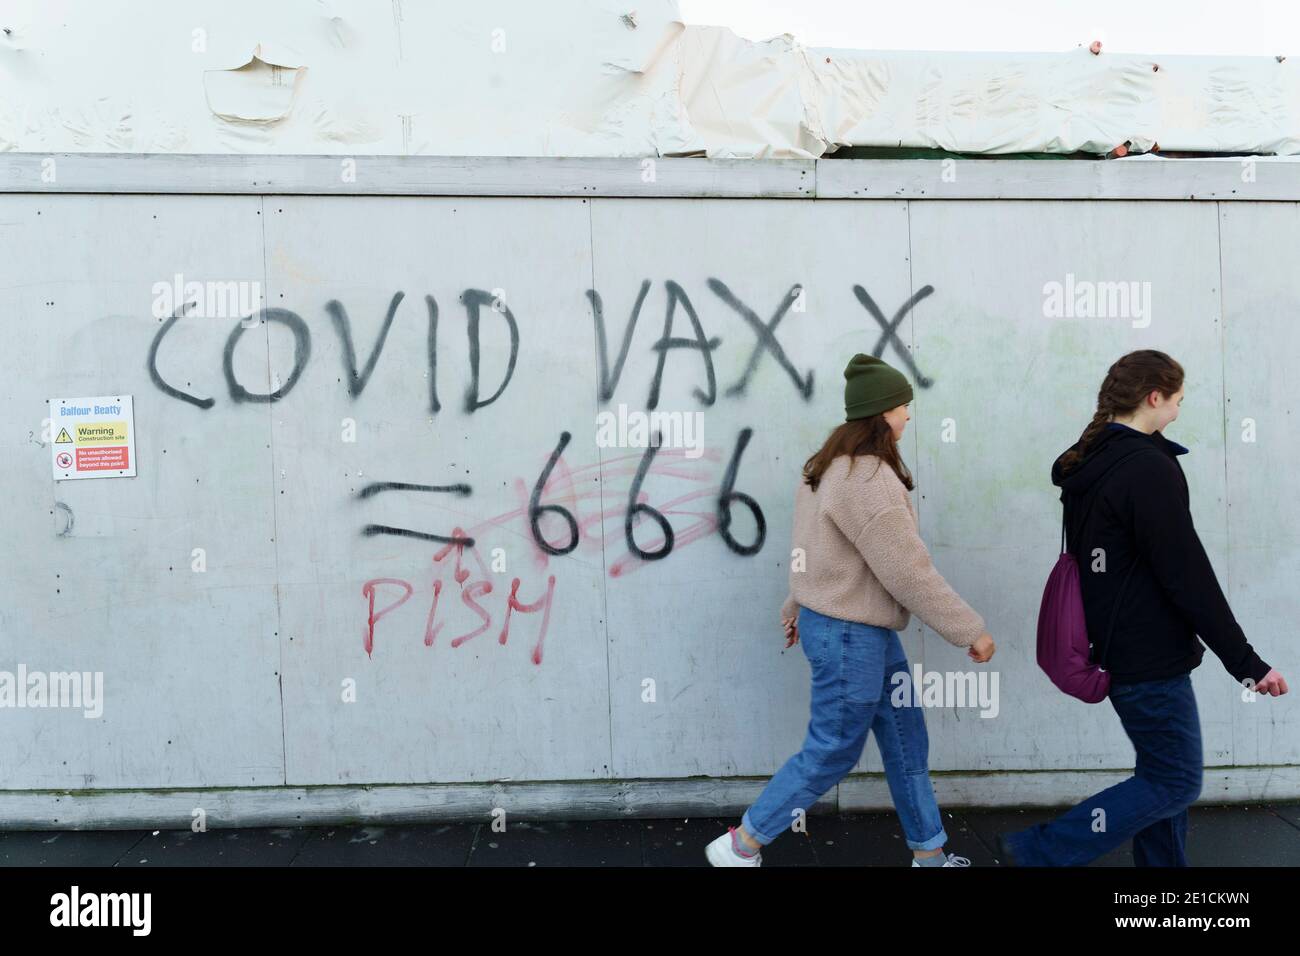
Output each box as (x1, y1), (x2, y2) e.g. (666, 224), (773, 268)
(56, 452), (73, 469)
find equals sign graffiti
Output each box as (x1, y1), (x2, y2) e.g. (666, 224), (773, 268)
(357, 481), (476, 546)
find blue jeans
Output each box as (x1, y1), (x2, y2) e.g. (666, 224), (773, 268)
(1002, 673), (1203, 866)
(740, 606), (948, 851)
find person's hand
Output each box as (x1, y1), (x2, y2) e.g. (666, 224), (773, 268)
(782, 616), (799, 648)
(1255, 669), (1289, 696)
(968, 632), (995, 663)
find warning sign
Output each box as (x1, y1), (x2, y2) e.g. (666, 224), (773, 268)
(49, 395), (137, 481)
(75, 422), (128, 445)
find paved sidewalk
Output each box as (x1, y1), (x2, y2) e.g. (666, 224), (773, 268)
(3, 802), (1297, 866)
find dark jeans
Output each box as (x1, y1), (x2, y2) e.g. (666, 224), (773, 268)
(1002, 673), (1203, 866)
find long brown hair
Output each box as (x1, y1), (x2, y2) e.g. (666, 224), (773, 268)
(1058, 349), (1185, 474)
(803, 414), (913, 492)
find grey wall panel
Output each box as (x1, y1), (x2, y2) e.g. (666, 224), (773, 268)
(0, 195), (284, 789)
(906, 201), (1238, 771)
(259, 197), (612, 784)
(586, 198), (914, 777)
(1218, 202), (1300, 767)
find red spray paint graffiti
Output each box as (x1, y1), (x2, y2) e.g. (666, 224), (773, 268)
(360, 430), (765, 665)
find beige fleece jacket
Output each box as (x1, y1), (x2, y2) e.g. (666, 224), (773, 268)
(780, 454), (985, 648)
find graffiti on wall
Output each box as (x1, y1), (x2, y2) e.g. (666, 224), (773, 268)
(145, 279), (936, 663)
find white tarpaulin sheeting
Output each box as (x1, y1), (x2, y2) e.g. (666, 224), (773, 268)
(680, 29), (1300, 157)
(1, 0), (1296, 157)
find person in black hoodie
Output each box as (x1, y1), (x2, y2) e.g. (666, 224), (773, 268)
(1000, 350), (1287, 867)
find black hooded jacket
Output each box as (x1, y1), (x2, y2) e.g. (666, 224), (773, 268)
(1052, 423), (1271, 686)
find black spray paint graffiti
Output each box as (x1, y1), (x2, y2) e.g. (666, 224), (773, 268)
(854, 284), (936, 388)
(709, 280), (813, 401)
(586, 279), (820, 409)
(354, 428), (768, 560)
(587, 280), (722, 409)
(356, 481), (475, 546)
(145, 280), (935, 561)
(147, 289), (518, 413)
(225, 309), (312, 402)
(147, 280), (935, 414)
(54, 501), (74, 537)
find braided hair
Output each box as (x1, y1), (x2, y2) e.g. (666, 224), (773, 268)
(1058, 350), (1185, 474)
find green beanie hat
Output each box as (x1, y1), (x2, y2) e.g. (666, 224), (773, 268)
(844, 353), (913, 421)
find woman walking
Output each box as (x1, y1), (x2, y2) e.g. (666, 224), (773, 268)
(999, 350), (1288, 867)
(706, 353), (996, 867)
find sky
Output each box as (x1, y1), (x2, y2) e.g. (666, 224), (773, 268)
(677, 0), (1299, 57)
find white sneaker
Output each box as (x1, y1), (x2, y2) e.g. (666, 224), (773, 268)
(705, 827), (762, 867)
(912, 852), (971, 867)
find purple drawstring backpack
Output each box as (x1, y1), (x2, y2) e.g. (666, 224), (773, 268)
(1036, 449), (1153, 703)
